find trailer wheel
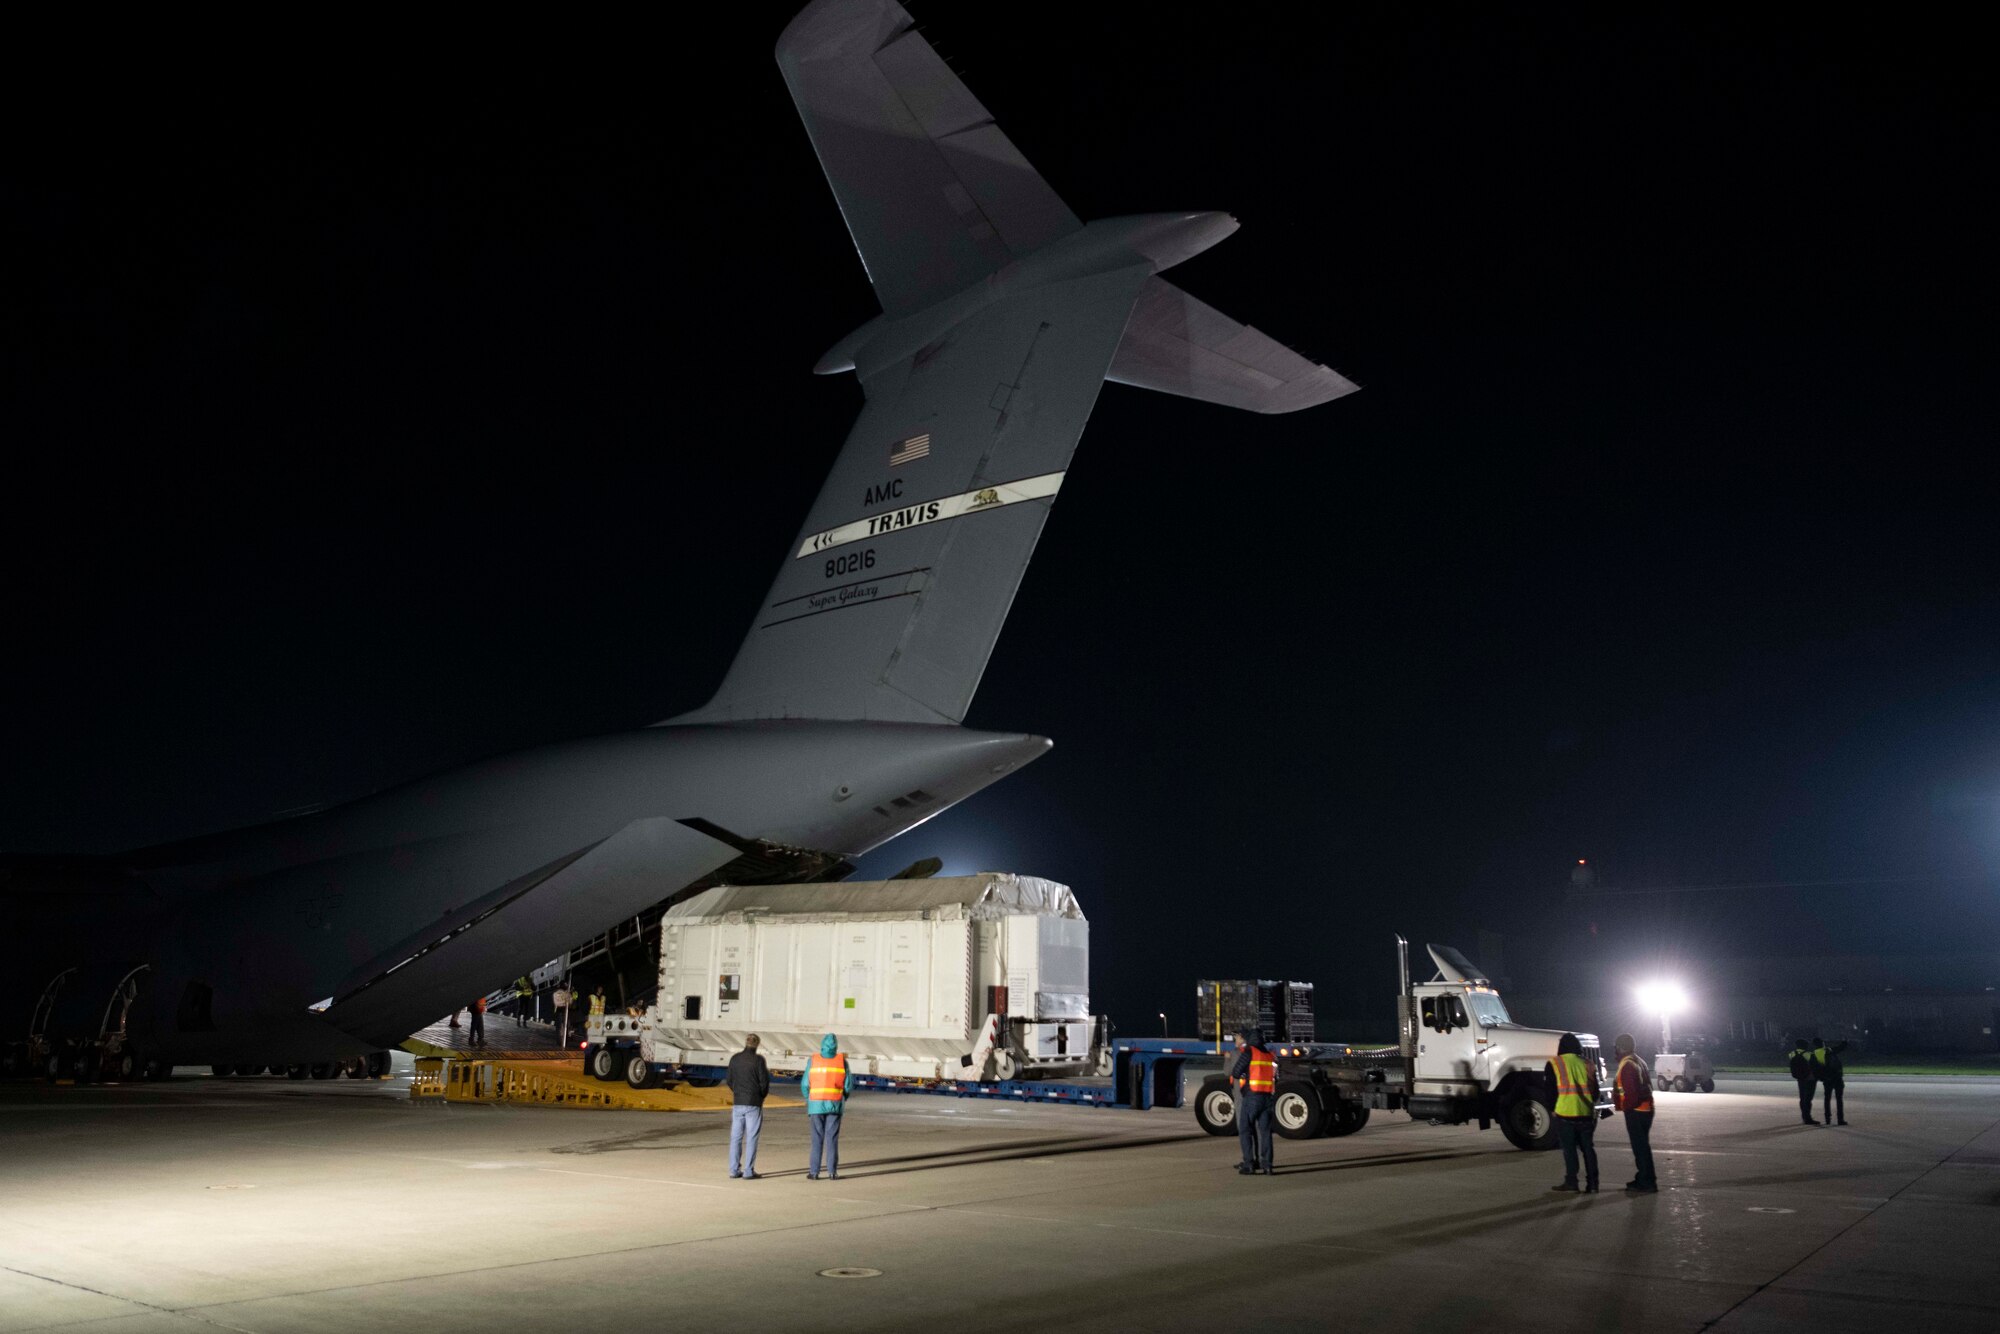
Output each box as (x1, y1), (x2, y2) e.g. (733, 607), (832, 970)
(587, 1044), (619, 1081)
(1700, 1078), (1715, 1093)
(1194, 1077), (1236, 1136)
(1323, 1101), (1371, 1137)
(623, 1056), (658, 1090)
(107, 1049), (137, 1082)
(1672, 1076), (1691, 1093)
(286, 1064), (309, 1080)
(1498, 1085), (1558, 1150)
(1274, 1081), (1324, 1140)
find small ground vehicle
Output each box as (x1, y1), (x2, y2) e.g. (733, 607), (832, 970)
(1653, 1051), (1715, 1092)
(1193, 937), (1612, 1150)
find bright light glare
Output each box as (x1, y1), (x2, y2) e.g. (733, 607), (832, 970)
(1635, 981), (1688, 1015)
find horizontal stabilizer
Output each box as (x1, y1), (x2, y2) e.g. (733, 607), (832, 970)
(1107, 277), (1359, 414)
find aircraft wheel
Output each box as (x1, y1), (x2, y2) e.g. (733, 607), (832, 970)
(48, 1049), (74, 1084)
(285, 1064), (308, 1080)
(232, 1063), (260, 1078)
(107, 1049), (138, 1082)
(75, 1049), (103, 1084)
(1193, 1077), (1236, 1136)
(308, 1062), (339, 1080)
(365, 1051), (392, 1079)
(211, 1063), (233, 1078)
(1700, 1079), (1715, 1093)
(142, 1058), (173, 1081)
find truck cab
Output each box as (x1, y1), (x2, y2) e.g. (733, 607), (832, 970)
(1193, 937), (1611, 1151)
(1405, 942), (1610, 1149)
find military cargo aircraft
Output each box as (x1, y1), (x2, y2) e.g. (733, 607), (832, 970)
(1, 0), (1356, 1078)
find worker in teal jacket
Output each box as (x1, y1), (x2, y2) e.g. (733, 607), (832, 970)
(800, 1033), (856, 1180)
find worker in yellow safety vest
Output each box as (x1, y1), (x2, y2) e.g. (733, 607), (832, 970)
(1229, 1028), (1278, 1176)
(1547, 1032), (1601, 1194)
(588, 986), (606, 1023)
(800, 1034), (854, 1180)
(1612, 1033), (1657, 1194)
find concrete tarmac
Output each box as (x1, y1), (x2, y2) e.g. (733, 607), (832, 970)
(2, 1070), (1997, 1332)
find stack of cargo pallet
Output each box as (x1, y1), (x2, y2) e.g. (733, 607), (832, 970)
(1196, 979), (1315, 1043)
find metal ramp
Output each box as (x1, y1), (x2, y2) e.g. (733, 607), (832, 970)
(410, 1056), (793, 1112)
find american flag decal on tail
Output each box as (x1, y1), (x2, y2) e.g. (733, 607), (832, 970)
(888, 433), (931, 466)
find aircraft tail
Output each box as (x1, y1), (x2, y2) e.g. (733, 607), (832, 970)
(670, 1), (1354, 727)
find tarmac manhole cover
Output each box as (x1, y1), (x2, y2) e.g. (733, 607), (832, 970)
(818, 1268), (883, 1280)
(1746, 1207), (1795, 1215)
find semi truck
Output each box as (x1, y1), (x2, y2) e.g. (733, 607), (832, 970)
(1191, 938), (1612, 1150)
(585, 873), (1111, 1088)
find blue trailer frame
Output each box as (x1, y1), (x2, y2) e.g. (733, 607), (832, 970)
(598, 1036), (1227, 1111)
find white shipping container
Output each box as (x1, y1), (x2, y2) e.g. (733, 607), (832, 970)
(645, 873), (1099, 1080)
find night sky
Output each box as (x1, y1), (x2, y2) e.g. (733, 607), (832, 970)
(5, 6), (1994, 1030)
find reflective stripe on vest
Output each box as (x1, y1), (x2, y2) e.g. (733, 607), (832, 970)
(1553, 1052), (1592, 1117)
(1245, 1048), (1276, 1095)
(808, 1055), (848, 1103)
(1615, 1054), (1654, 1113)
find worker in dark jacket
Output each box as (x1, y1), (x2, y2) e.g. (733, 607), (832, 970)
(1229, 1028), (1277, 1175)
(1548, 1032), (1601, 1194)
(1612, 1034), (1657, 1194)
(1813, 1037), (1849, 1126)
(725, 1034), (771, 1179)
(1786, 1037), (1817, 1125)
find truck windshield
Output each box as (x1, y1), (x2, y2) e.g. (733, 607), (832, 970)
(1466, 991), (1512, 1026)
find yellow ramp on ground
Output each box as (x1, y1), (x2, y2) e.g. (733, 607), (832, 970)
(414, 1057), (800, 1112)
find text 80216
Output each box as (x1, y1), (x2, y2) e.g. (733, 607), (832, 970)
(826, 549), (875, 579)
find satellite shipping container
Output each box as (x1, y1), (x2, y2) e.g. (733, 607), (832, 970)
(628, 874), (1104, 1081)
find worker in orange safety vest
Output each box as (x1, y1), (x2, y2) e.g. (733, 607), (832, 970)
(1229, 1028), (1278, 1176)
(800, 1033), (854, 1180)
(1612, 1033), (1657, 1194)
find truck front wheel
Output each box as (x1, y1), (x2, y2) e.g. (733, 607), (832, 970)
(623, 1056), (659, 1090)
(1498, 1086), (1558, 1150)
(1274, 1081), (1324, 1140)
(1194, 1078), (1235, 1136)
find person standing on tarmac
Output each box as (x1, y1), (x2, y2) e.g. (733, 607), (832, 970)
(1548, 1032), (1601, 1194)
(588, 985), (607, 1026)
(1229, 1028), (1277, 1176)
(468, 996), (486, 1048)
(1813, 1036), (1850, 1125)
(1612, 1034), (1657, 1195)
(726, 1034), (770, 1179)
(1787, 1036), (1818, 1125)
(513, 976), (534, 1027)
(801, 1033), (854, 1180)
